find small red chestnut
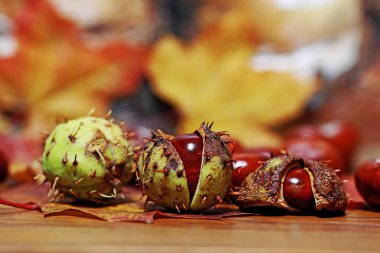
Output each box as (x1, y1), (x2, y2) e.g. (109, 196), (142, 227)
(354, 158), (380, 209)
(283, 168), (315, 211)
(0, 149), (9, 182)
(284, 137), (344, 174)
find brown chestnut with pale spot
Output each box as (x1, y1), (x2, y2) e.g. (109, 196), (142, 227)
(237, 155), (347, 213)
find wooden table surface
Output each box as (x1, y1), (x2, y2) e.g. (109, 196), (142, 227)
(1, 202), (380, 253)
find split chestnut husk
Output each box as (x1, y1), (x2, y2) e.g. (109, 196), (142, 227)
(236, 155), (347, 213)
(137, 122), (233, 212)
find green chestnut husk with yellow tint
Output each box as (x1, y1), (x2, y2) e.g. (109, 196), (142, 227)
(42, 116), (135, 203)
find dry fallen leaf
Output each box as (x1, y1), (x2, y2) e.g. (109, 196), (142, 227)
(148, 36), (318, 147)
(41, 202), (250, 223)
(41, 202), (156, 223)
(40, 185), (248, 223)
(0, 182), (252, 223)
(0, 182), (49, 210)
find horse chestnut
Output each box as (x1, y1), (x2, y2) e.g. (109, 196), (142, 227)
(287, 120), (358, 172)
(284, 137), (344, 174)
(354, 159), (380, 209)
(137, 123), (233, 212)
(232, 148), (281, 187)
(42, 116), (135, 203)
(220, 136), (242, 154)
(171, 133), (203, 195)
(283, 168), (315, 211)
(237, 155), (347, 213)
(0, 149), (8, 182)
(318, 120), (358, 161)
(287, 125), (319, 139)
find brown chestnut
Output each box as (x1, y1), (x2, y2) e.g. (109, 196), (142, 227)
(284, 137), (344, 175)
(283, 168), (315, 211)
(318, 121), (358, 161)
(171, 133), (203, 195)
(232, 148), (281, 187)
(287, 120), (358, 173)
(354, 158), (380, 209)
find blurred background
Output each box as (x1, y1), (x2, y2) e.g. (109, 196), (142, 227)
(0, 0), (379, 179)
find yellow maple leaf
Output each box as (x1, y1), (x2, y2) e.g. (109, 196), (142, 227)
(148, 36), (318, 147)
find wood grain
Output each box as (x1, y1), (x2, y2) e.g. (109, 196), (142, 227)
(1, 203), (380, 253)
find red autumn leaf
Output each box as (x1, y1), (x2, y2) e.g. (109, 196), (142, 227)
(0, 0), (148, 176)
(0, 182), (49, 210)
(0, 133), (43, 181)
(0, 0), (147, 133)
(0, 199), (40, 210)
(0, 182), (49, 202)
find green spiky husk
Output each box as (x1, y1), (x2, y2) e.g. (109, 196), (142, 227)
(42, 116), (135, 203)
(137, 123), (233, 212)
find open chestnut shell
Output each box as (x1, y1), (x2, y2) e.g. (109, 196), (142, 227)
(137, 123), (233, 212)
(236, 155), (347, 213)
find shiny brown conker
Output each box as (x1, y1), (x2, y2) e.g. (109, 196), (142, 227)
(354, 158), (380, 209)
(286, 120), (358, 173)
(283, 168), (315, 210)
(287, 125), (320, 139)
(318, 121), (358, 160)
(171, 133), (203, 195)
(232, 147), (281, 187)
(284, 137), (344, 174)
